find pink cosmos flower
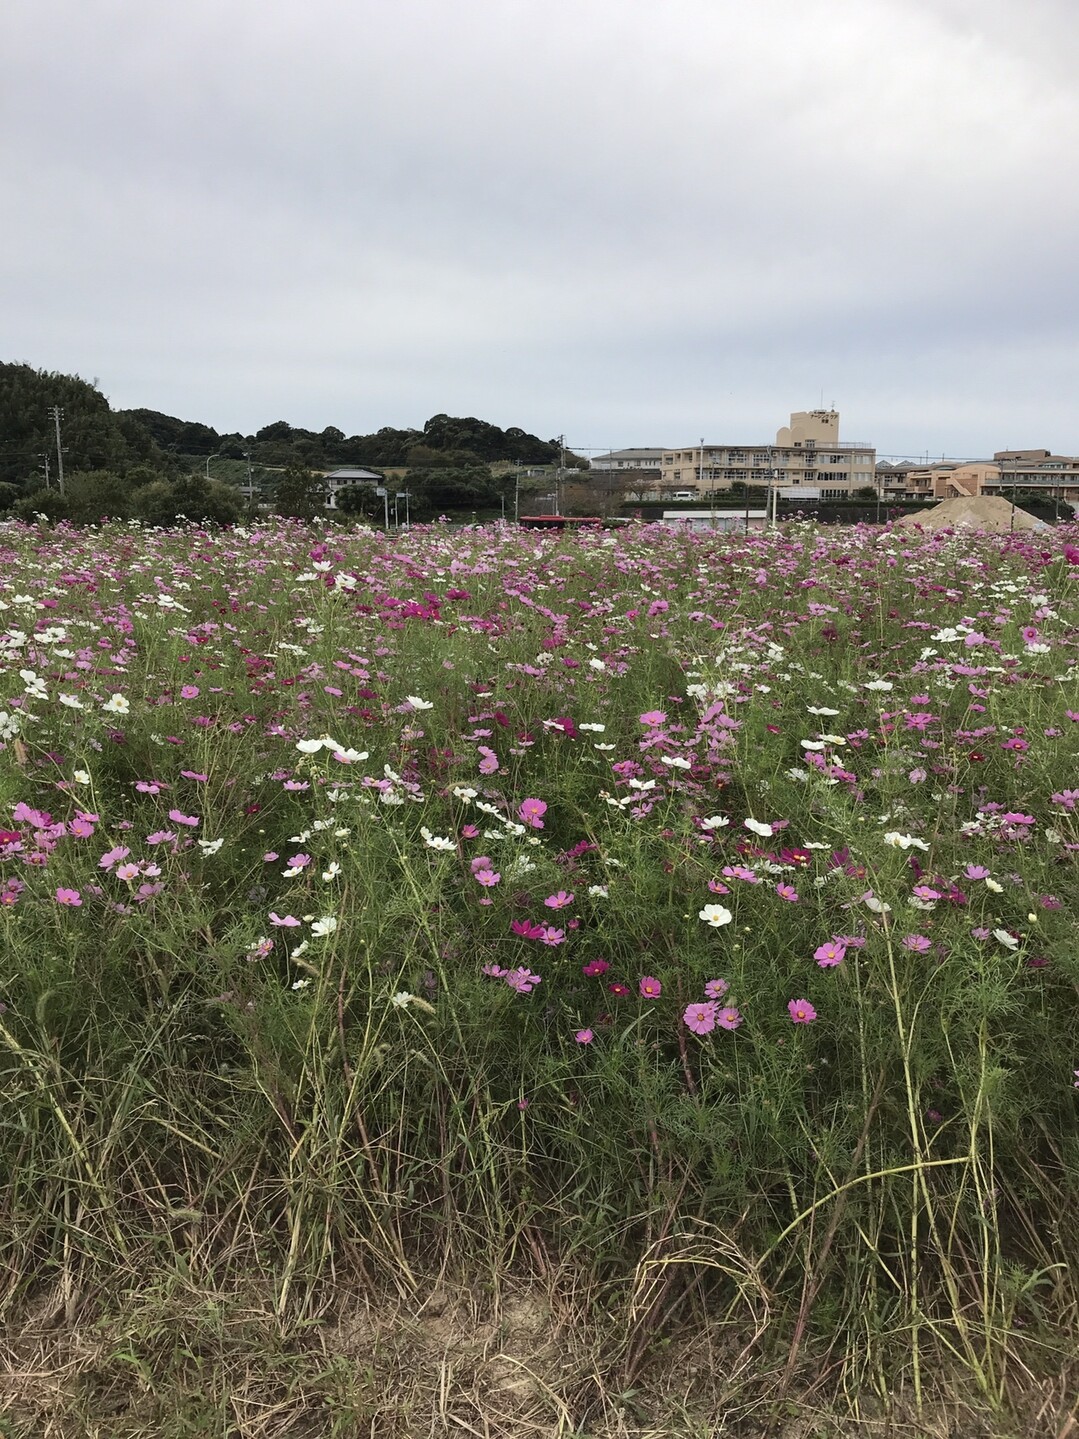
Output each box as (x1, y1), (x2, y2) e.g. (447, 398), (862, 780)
(639, 710), (667, 728)
(270, 912), (301, 927)
(775, 883), (799, 903)
(518, 798), (547, 829)
(510, 919), (545, 939)
(504, 966), (542, 994)
(716, 1007), (743, 1030)
(477, 746), (500, 775)
(544, 890), (574, 909)
(98, 846), (131, 870)
(683, 1001), (718, 1035)
(146, 830), (177, 845)
(461, 823), (480, 839)
(539, 926), (566, 946)
(639, 976), (662, 998)
(704, 977), (730, 999)
(474, 869), (501, 887)
(55, 887), (82, 906)
(814, 940), (846, 968)
(180, 685), (199, 699)
(788, 999), (817, 1023)
(902, 934), (932, 952)
(574, 1028), (594, 1045)
(180, 770), (208, 782)
(168, 809), (200, 827)
(115, 863), (139, 881)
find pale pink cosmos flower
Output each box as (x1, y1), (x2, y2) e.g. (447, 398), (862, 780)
(574, 1028), (594, 1045)
(474, 869), (501, 887)
(180, 685), (199, 699)
(788, 999), (817, 1023)
(55, 887), (82, 906)
(539, 926), (565, 946)
(639, 710), (667, 728)
(544, 890), (574, 909)
(775, 883), (799, 903)
(270, 912), (301, 927)
(168, 809), (199, 828)
(683, 1001), (717, 1035)
(477, 746), (500, 775)
(704, 977), (730, 999)
(716, 1006), (743, 1030)
(902, 934), (932, 952)
(98, 846), (131, 870)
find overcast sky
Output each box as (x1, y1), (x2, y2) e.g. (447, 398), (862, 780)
(4, 0), (1079, 459)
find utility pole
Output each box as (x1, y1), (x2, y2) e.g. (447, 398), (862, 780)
(514, 461), (520, 522)
(38, 453), (51, 490)
(48, 407), (65, 496)
(557, 434), (565, 516)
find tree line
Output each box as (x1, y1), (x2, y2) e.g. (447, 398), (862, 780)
(0, 362), (584, 524)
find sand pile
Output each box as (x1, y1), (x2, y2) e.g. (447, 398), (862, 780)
(894, 495), (1047, 532)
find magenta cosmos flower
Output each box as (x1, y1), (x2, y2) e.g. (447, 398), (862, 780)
(518, 798), (547, 829)
(639, 976), (662, 998)
(814, 940), (846, 968)
(788, 998), (817, 1023)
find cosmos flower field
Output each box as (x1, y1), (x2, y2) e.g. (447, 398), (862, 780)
(2, 514), (1078, 1410)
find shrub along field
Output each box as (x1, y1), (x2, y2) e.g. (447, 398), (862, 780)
(1, 516), (1078, 1437)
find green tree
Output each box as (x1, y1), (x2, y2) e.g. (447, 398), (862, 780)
(335, 484), (383, 523)
(273, 464), (324, 521)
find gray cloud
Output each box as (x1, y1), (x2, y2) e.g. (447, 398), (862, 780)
(4, 0), (1078, 457)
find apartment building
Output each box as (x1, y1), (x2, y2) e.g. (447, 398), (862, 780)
(590, 448), (664, 473)
(878, 452), (1079, 505)
(660, 411), (876, 499)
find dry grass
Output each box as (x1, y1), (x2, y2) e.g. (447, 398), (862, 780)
(3, 1265), (1077, 1439)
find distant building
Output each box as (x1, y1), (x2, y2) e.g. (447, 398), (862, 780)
(321, 467), (383, 509)
(877, 453), (1079, 505)
(590, 448), (665, 473)
(660, 411), (876, 499)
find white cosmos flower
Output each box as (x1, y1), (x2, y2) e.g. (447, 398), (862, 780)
(332, 748), (368, 763)
(197, 838), (224, 855)
(420, 827), (455, 852)
(807, 705), (841, 716)
(984, 877), (1004, 893)
(102, 693), (130, 714)
(744, 818), (773, 837)
(883, 832), (929, 852)
(993, 928), (1019, 950)
(863, 893), (892, 914)
(405, 696), (433, 710)
(296, 739), (325, 754)
(700, 815), (730, 830)
(578, 722), (606, 732)
(322, 862), (342, 881)
(73, 769), (91, 785)
(864, 680), (893, 692)
(59, 693), (84, 708)
(311, 916), (338, 936)
(660, 755), (692, 769)
(391, 991), (415, 1008)
(699, 903), (733, 927)
(588, 884), (609, 898)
